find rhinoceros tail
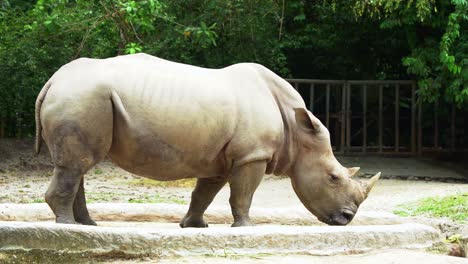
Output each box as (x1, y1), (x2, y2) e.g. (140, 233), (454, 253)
(35, 81), (52, 154)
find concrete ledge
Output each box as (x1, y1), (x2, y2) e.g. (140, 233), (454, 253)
(0, 203), (407, 225)
(0, 222), (440, 257)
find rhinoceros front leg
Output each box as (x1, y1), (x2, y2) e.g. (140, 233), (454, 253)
(229, 161), (265, 227)
(180, 176), (228, 228)
(73, 177), (97, 226)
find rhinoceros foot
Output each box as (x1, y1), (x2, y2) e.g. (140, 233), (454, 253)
(231, 219), (253, 227)
(179, 215), (208, 228)
(55, 217), (79, 225)
(76, 218), (97, 226)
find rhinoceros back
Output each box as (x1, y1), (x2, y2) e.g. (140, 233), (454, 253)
(39, 54), (285, 180)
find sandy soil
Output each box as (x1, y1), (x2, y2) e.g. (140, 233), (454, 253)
(0, 159), (191, 204)
(0, 139), (467, 213)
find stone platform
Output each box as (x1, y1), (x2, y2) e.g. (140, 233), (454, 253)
(0, 222), (440, 258)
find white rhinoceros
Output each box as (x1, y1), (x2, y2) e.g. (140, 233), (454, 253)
(35, 53), (380, 227)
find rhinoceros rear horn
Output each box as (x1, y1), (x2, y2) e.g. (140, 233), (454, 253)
(363, 172), (381, 197)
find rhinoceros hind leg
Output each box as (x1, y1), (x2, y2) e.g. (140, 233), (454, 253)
(180, 176), (228, 228)
(45, 166), (84, 224)
(43, 122), (111, 225)
(42, 97), (113, 225)
(73, 177), (97, 225)
(229, 161), (265, 227)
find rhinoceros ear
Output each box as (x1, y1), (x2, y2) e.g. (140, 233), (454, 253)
(294, 108), (321, 133)
(348, 167), (360, 177)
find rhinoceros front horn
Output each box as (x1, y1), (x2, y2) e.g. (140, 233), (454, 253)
(363, 172), (381, 197)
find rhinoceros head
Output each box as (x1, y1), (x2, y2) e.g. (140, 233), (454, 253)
(289, 108), (380, 225)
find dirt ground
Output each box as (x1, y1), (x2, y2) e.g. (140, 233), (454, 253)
(0, 139), (467, 215)
(0, 139), (467, 263)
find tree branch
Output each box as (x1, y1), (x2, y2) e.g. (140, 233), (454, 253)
(278, 0), (285, 40)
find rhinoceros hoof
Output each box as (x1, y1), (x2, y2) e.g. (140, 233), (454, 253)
(231, 219), (253, 227)
(179, 216), (209, 228)
(55, 217), (79, 225)
(76, 218), (98, 226)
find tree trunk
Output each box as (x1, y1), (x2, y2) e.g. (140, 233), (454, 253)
(16, 116), (22, 138)
(0, 116), (4, 138)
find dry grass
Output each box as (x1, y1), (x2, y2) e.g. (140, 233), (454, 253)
(125, 178), (196, 188)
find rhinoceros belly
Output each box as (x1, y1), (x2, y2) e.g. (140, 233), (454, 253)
(107, 129), (229, 181)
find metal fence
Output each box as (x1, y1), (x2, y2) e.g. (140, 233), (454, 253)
(286, 79), (465, 156)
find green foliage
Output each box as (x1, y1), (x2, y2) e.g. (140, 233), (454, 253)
(347, 0), (468, 106)
(0, 0), (287, 138)
(125, 42), (143, 54)
(351, 0), (437, 21)
(0, 0), (466, 138)
(31, 198), (45, 203)
(394, 193), (467, 223)
(184, 22), (218, 48)
(446, 234), (462, 243)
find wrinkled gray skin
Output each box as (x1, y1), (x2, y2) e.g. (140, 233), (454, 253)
(35, 53), (380, 227)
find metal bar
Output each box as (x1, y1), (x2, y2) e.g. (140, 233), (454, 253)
(341, 83), (346, 153)
(434, 99), (438, 148)
(285, 79), (346, 84)
(395, 84), (399, 152)
(362, 85), (367, 153)
(346, 83), (351, 151)
(411, 84), (416, 154)
(334, 150), (345, 155)
(417, 100), (422, 156)
(309, 83), (315, 112)
(378, 85), (383, 153)
(285, 79), (414, 85)
(294, 83), (299, 91)
(451, 105), (456, 152)
(337, 150), (415, 157)
(348, 80), (415, 85)
(326, 83), (330, 128)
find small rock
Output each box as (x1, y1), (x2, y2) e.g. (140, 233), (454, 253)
(448, 244), (466, 258)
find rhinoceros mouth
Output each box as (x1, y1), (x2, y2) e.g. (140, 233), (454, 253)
(316, 215), (334, 225)
(328, 217), (350, 226)
(317, 208), (355, 226)
(318, 218), (331, 225)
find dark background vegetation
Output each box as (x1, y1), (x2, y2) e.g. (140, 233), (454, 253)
(0, 0), (466, 139)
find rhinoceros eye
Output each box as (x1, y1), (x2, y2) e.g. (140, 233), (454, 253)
(329, 174), (340, 181)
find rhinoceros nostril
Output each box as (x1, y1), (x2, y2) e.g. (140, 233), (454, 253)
(342, 210), (355, 221)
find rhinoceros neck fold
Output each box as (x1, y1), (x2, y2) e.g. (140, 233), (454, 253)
(268, 95), (297, 176)
(250, 65), (305, 177)
(254, 67), (305, 176)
